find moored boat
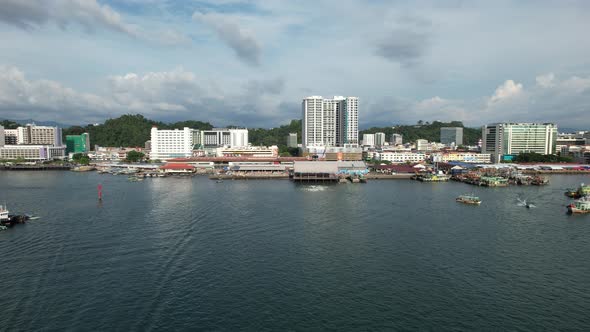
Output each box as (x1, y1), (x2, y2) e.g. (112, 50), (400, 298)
(0, 204), (9, 223)
(567, 197), (590, 214)
(566, 183), (590, 198)
(456, 194), (481, 205)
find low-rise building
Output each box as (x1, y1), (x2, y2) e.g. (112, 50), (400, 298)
(216, 145), (278, 158)
(0, 145), (65, 160)
(375, 152), (426, 163)
(431, 152), (492, 163)
(302, 146), (363, 161)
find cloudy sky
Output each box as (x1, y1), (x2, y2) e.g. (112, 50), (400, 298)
(0, 0), (589, 129)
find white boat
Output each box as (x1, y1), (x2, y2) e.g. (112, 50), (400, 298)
(568, 197), (590, 214)
(0, 204), (9, 222)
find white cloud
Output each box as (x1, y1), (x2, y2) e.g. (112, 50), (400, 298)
(536, 73), (555, 88)
(0, 0), (138, 36)
(488, 80), (524, 105)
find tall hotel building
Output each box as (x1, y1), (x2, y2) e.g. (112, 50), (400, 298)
(302, 96), (358, 148)
(150, 127), (195, 160)
(151, 127), (250, 160)
(482, 123), (557, 162)
(0, 124), (65, 160)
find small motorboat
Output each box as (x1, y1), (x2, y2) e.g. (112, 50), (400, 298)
(456, 194), (481, 205)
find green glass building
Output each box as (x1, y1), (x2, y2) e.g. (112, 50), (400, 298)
(66, 133), (90, 154)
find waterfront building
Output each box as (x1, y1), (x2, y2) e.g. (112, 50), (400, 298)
(216, 146), (279, 158)
(150, 127), (194, 161)
(287, 133), (298, 148)
(482, 123), (558, 162)
(430, 152), (491, 164)
(302, 146), (363, 161)
(302, 96), (358, 149)
(0, 124), (65, 160)
(362, 134), (375, 147)
(440, 127), (463, 146)
(17, 124), (62, 146)
(0, 145), (65, 160)
(375, 152), (426, 163)
(375, 132), (386, 147)
(390, 134), (403, 146)
(292, 161), (367, 181)
(65, 133), (90, 154)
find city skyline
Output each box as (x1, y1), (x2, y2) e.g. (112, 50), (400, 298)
(0, 1), (589, 129)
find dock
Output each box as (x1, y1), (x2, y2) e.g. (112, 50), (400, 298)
(0, 165), (72, 170)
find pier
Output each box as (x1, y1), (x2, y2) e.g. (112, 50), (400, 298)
(0, 164), (72, 171)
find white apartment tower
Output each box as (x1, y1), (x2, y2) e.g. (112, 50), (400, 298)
(302, 96), (358, 148)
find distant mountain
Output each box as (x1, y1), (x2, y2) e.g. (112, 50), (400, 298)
(1, 119), (74, 128)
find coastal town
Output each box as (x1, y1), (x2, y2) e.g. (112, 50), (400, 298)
(1, 96), (589, 182)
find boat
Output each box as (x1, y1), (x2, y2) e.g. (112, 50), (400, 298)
(565, 184), (590, 198)
(127, 176), (144, 182)
(0, 204), (9, 223)
(567, 197), (590, 214)
(456, 194), (481, 205)
(579, 184), (590, 197)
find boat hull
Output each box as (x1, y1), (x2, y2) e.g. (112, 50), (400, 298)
(567, 205), (590, 214)
(456, 199), (481, 205)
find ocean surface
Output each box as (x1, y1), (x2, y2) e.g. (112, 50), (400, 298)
(1, 172), (589, 331)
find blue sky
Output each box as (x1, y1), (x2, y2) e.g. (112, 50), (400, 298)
(0, 0), (589, 129)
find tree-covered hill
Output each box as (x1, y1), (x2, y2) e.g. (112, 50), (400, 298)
(62, 114), (302, 150)
(1, 120), (20, 129)
(249, 119), (301, 148)
(360, 121), (481, 145)
(63, 114), (213, 148)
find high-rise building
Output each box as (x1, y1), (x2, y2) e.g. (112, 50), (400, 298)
(65, 133), (90, 154)
(0, 124), (65, 160)
(375, 132), (386, 147)
(287, 133), (298, 148)
(302, 96), (358, 148)
(482, 123), (558, 162)
(150, 127), (194, 160)
(17, 124), (62, 146)
(198, 128), (248, 148)
(440, 127), (463, 146)
(362, 134), (375, 147)
(1, 127), (17, 145)
(390, 134), (403, 146)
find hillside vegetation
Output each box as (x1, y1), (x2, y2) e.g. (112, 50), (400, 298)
(62, 114), (302, 152)
(63, 114), (213, 148)
(360, 121), (481, 145)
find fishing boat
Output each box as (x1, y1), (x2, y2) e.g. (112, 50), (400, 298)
(565, 183), (590, 198)
(0, 204), (9, 223)
(456, 194), (481, 205)
(567, 197), (590, 214)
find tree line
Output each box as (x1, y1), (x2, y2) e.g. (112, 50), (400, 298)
(360, 121), (481, 145)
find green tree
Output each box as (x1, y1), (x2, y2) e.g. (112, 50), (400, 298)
(359, 121), (481, 145)
(72, 153), (90, 165)
(126, 151), (145, 163)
